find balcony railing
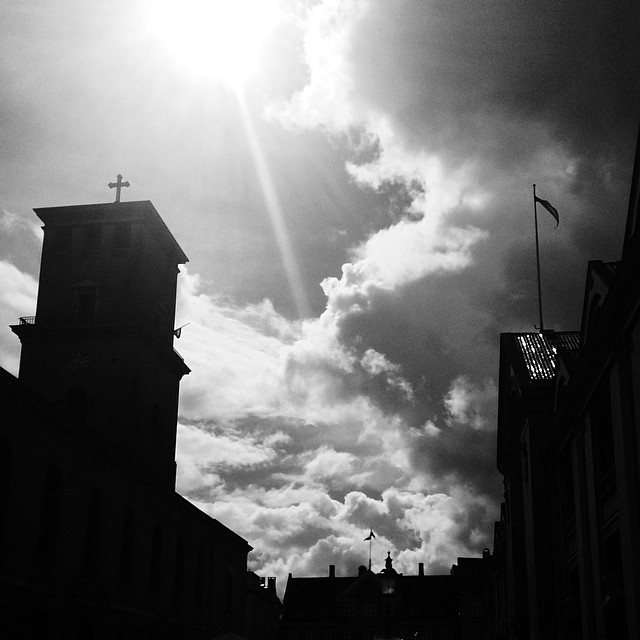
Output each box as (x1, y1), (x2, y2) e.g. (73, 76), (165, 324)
(19, 316), (36, 325)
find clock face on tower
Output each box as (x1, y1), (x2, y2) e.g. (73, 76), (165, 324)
(66, 350), (91, 372)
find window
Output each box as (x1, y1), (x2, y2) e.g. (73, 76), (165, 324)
(344, 604), (356, 617)
(113, 223), (132, 249)
(363, 604), (376, 617)
(82, 489), (103, 576)
(36, 466), (63, 567)
(195, 548), (205, 609)
(84, 225), (101, 251)
(119, 509), (135, 585)
(226, 572), (234, 613)
(76, 286), (98, 324)
(152, 300), (167, 330)
(54, 226), (72, 252)
(65, 388), (88, 426)
(149, 524), (163, 593)
(173, 537), (185, 602)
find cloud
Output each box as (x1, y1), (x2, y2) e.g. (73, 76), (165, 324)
(0, 207), (41, 240)
(173, 261), (500, 594)
(0, 261), (38, 374)
(4, 0), (637, 597)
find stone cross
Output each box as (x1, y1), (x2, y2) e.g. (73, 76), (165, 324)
(108, 174), (130, 203)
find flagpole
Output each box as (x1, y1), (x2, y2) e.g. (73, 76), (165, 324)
(533, 184), (544, 333)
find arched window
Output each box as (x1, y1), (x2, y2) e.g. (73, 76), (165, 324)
(119, 508), (135, 585)
(65, 388), (88, 426)
(173, 537), (185, 603)
(148, 523), (163, 593)
(36, 465), (63, 567)
(82, 489), (103, 576)
(195, 547), (205, 609)
(112, 223), (131, 249)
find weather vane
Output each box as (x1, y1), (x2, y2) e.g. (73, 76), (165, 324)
(108, 174), (130, 203)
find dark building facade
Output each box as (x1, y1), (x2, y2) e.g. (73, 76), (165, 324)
(0, 200), (261, 638)
(246, 572), (282, 640)
(493, 136), (640, 639)
(280, 553), (491, 640)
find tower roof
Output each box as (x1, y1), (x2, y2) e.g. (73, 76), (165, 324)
(33, 200), (188, 264)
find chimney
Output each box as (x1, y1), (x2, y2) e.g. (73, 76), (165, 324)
(329, 565), (335, 578)
(268, 577), (276, 592)
(418, 563), (424, 576)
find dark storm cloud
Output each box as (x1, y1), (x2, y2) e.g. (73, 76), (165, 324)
(350, 2), (639, 164)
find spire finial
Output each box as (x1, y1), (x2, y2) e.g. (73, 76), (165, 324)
(108, 174), (130, 203)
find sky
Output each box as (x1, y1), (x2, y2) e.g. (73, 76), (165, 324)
(1, 0), (639, 592)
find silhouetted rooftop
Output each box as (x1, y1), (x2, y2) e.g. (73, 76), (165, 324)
(514, 331), (581, 381)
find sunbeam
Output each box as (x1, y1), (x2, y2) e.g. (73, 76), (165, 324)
(235, 89), (311, 318)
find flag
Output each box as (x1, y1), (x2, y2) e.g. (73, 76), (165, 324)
(535, 196), (559, 228)
(173, 322), (189, 338)
(364, 529), (376, 541)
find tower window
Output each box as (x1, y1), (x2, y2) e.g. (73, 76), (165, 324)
(195, 548), (205, 609)
(84, 226), (101, 251)
(173, 537), (185, 602)
(54, 226), (73, 252)
(65, 388), (88, 425)
(149, 523), (163, 593)
(82, 489), (103, 576)
(119, 508), (136, 585)
(36, 466), (63, 567)
(113, 223), (132, 249)
(76, 286), (98, 324)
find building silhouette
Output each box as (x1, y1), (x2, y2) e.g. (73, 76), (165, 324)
(279, 553), (491, 640)
(492, 135), (640, 639)
(0, 199), (278, 639)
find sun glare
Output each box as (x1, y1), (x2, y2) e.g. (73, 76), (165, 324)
(146, 0), (281, 84)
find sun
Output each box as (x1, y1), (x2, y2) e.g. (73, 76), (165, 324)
(145, 0), (282, 84)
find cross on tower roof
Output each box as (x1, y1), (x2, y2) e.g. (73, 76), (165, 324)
(108, 174), (130, 203)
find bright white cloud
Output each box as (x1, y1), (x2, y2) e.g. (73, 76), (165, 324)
(172, 265), (499, 595)
(444, 376), (497, 431)
(268, 0), (372, 135)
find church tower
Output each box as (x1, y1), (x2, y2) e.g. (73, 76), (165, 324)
(11, 197), (190, 489)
